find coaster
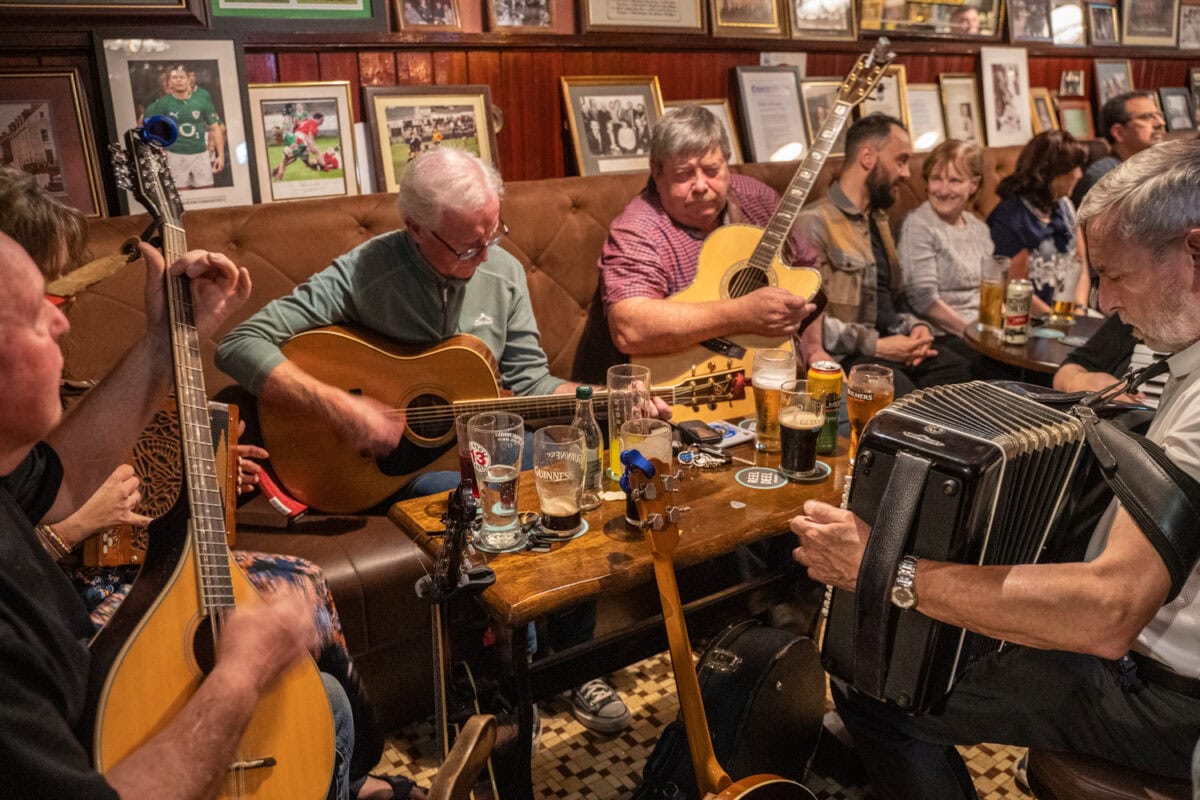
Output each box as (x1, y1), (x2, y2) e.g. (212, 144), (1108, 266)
(782, 460), (832, 484)
(738, 418), (757, 433)
(535, 518), (589, 542)
(734, 466), (788, 489)
(1031, 326), (1065, 340)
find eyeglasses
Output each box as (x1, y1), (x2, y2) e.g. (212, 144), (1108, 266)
(430, 219), (509, 262)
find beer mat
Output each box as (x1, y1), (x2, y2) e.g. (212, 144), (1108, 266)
(734, 467), (789, 489)
(536, 519), (589, 541)
(737, 418), (757, 432)
(785, 460), (832, 484)
(1062, 335), (1090, 347)
(1031, 327), (1066, 339)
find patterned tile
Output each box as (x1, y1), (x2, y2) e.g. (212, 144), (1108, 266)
(375, 652), (1033, 800)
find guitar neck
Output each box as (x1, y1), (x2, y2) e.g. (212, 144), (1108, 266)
(450, 384), (677, 421)
(162, 222), (233, 615)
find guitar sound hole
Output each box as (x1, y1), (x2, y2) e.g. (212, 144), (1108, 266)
(728, 267), (769, 298)
(192, 615), (216, 676)
(407, 393), (454, 441)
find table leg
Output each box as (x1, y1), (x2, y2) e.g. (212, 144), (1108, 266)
(509, 625), (535, 800)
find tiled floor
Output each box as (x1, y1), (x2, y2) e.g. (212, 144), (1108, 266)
(374, 651), (1032, 799)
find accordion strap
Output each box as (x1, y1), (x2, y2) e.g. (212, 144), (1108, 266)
(853, 450), (932, 700)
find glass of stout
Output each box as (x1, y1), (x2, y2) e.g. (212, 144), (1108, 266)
(532, 425), (587, 540)
(779, 380), (827, 481)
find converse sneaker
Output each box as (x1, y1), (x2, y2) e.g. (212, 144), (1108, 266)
(570, 677), (632, 733)
(531, 703), (542, 754)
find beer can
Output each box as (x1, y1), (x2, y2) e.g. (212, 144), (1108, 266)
(807, 360), (843, 455)
(1003, 279), (1033, 345)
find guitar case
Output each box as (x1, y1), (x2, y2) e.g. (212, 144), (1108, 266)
(634, 619), (825, 800)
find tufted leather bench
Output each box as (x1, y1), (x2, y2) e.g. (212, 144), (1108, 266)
(1027, 749), (1191, 800)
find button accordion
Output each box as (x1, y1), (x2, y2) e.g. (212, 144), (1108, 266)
(822, 381), (1088, 713)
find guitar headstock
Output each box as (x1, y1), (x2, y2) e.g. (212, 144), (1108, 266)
(836, 38), (897, 108)
(621, 450), (684, 559)
(676, 369), (747, 412)
(111, 118), (184, 227)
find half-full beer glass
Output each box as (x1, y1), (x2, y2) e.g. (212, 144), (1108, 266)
(607, 364), (651, 479)
(468, 412), (526, 553)
(846, 364), (894, 465)
(619, 418), (672, 527)
(751, 349), (796, 453)
(978, 255), (1010, 335)
(532, 425), (586, 538)
(1049, 253), (1082, 326)
(778, 380), (825, 481)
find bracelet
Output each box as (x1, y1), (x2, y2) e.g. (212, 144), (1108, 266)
(35, 523), (72, 560)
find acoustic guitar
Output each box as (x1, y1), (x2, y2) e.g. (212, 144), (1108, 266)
(642, 40), (897, 424)
(258, 326), (746, 513)
(624, 452), (817, 800)
(85, 124), (334, 797)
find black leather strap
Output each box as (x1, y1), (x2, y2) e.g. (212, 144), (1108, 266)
(853, 450), (932, 700)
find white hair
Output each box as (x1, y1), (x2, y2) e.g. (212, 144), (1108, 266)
(397, 148), (504, 230)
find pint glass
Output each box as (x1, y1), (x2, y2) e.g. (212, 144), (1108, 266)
(1049, 253), (1082, 326)
(468, 412), (526, 552)
(778, 380), (825, 481)
(532, 425), (586, 538)
(751, 349), (796, 453)
(846, 364), (894, 465)
(978, 255), (1010, 334)
(607, 364), (651, 479)
(619, 418), (672, 527)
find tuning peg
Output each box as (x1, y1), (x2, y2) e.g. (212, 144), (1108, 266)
(113, 166), (132, 190)
(109, 144), (128, 163)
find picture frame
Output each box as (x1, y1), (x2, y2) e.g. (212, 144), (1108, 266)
(938, 73), (985, 146)
(1029, 87), (1059, 133)
(710, 0), (785, 37)
(664, 98), (745, 165)
(1191, 66), (1200, 127)
(246, 82), (359, 204)
(861, 64), (909, 132)
(396, 0), (462, 30)
(488, 0), (556, 32)
(1087, 2), (1119, 44)
(1050, 0), (1087, 44)
(1158, 87), (1196, 132)
(859, 0), (1006, 39)
(581, 0), (704, 32)
(0, 67), (107, 218)
(96, 36), (255, 215)
(1094, 59), (1134, 106)
(560, 76), (663, 176)
(209, 0), (385, 32)
(905, 83), (946, 153)
(1056, 97), (1095, 139)
(979, 47), (1034, 148)
(1179, 4), (1200, 48)
(364, 84), (499, 192)
(799, 78), (848, 158)
(0, 0), (204, 23)
(1008, 0), (1052, 41)
(788, 0), (856, 40)
(731, 66), (807, 162)
(1121, 0), (1177, 45)
(1059, 69), (1086, 97)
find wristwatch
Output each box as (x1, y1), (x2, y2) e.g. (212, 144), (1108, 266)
(891, 555), (920, 610)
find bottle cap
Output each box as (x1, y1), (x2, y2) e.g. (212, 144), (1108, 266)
(575, 385), (593, 400)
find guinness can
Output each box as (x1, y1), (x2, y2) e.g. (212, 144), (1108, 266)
(1003, 279), (1034, 345)
(807, 360), (843, 455)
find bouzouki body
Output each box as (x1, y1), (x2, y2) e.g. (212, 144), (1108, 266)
(86, 124), (334, 798)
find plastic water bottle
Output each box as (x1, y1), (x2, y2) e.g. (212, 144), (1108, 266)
(571, 385), (604, 511)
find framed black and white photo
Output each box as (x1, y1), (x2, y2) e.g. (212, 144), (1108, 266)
(1179, 4), (1200, 48)
(664, 98), (745, 165)
(1191, 67), (1200, 127)
(1030, 87), (1059, 133)
(1008, 0), (1052, 41)
(732, 66), (808, 162)
(1057, 97), (1095, 139)
(1094, 59), (1133, 106)
(1050, 0), (1087, 44)
(1159, 87), (1196, 132)
(905, 83), (946, 153)
(861, 64), (909, 131)
(799, 77), (849, 158)
(979, 46), (1033, 148)
(788, 0), (856, 40)
(561, 76), (663, 175)
(581, 0), (703, 32)
(938, 73), (985, 146)
(1059, 69), (1085, 97)
(1087, 2), (1119, 44)
(711, 0), (785, 37)
(1121, 0), (1177, 45)
(396, 0), (462, 30)
(97, 36), (254, 214)
(488, 0), (555, 31)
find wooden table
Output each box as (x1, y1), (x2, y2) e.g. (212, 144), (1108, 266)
(963, 315), (1102, 376)
(390, 441), (850, 799)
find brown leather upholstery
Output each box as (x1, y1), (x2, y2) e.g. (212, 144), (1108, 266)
(73, 146), (1024, 731)
(1027, 749), (1191, 800)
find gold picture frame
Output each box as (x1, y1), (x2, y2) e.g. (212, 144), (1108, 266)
(1121, 0), (1178, 45)
(861, 64), (910, 132)
(788, 0), (856, 40)
(799, 78), (847, 158)
(710, 0), (786, 37)
(1057, 97), (1095, 139)
(581, 0), (704, 32)
(1030, 86), (1059, 133)
(395, 0), (462, 30)
(561, 75), (664, 176)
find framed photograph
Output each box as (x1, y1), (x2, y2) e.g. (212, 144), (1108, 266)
(561, 76), (663, 176)
(905, 83), (946, 152)
(731, 66), (807, 162)
(1030, 87), (1059, 133)
(246, 82), (358, 204)
(581, 0), (703, 32)
(396, 0), (461, 29)
(488, 0), (555, 31)
(788, 0), (856, 40)
(1159, 87), (1196, 132)
(1057, 97), (1095, 139)
(0, 0), (204, 23)
(364, 85), (499, 192)
(1094, 59), (1133, 106)
(861, 64), (909, 131)
(1008, 0), (1052, 41)
(938, 73), (985, 146)
(664, 98), (745, 165)
(210, 0), (384, 32)
(1050, 0), (1087, 43)
(97, 36), (254, 215)
(1191, 67), (1200, 127)
(979, 47), (1034, 148)
(799, 78), (848, 158)
(711, 0), (786, 37)
(1121, 0), (1177, 45)
(1087, 2), (1119, 43)
(0, 68), (106, 218)
(860, 0), (1006, 38)
(1179, 4), (1200, 48)
(1059, 69), (1085, 97)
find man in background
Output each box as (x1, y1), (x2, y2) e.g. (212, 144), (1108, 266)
(1071, 91), (1165, 207)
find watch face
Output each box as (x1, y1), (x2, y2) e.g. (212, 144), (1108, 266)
(891, 586), (916, 609)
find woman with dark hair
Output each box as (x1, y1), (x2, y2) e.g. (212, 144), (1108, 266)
(987, 130), (1089, 313)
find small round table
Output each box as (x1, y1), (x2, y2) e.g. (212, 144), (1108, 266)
(963, 315), (1104, 375)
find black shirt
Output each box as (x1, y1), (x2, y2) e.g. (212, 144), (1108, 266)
(870, 216), (905, 336)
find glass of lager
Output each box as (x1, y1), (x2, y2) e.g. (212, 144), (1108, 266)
(978, 255), (1010, 335)
(468, 411), (527, 553)
(532, 425), (586, 539)
(846, 364), (894, 465)
(1049, 253), (1082, 327)
(779, 380), (826, 481)
(751, 348), (797, 453)
(619, 418), (672, 528)
(606, 364), (652, 479)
